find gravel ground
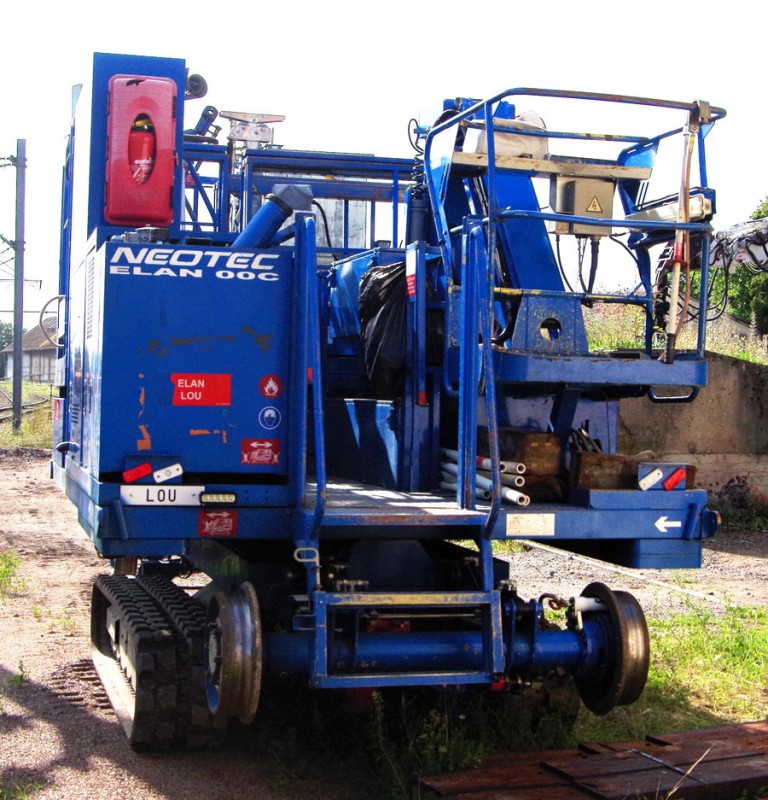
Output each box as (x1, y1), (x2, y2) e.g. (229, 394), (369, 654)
(1, 448), (767, 798)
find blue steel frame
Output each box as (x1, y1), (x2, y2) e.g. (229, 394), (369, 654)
(421, 89), (724, 536)
(53, 54), (725, 693)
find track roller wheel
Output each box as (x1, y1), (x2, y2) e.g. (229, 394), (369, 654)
(575, 581), (650, 716)
(205, 582), (262, 724)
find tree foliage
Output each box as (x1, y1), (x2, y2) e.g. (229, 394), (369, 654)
(0, 320), (13, 352)
(722, 196), (768, 332)
(752, 196), (768, 221)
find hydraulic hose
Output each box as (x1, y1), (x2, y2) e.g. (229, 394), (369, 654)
(664, 108), (698, 363)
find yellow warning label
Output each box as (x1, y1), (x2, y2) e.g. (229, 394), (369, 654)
(587, 196), (603, 213)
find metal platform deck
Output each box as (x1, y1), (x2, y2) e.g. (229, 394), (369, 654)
(305, 480), (488, 526)
(419, 721), (768, 799)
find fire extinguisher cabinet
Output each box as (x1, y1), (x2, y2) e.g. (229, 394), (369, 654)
(104, 75), (176, 227)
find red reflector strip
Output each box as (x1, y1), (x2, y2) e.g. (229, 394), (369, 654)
(123, 462), (153, 483)
(366, 619), (411, 633)
(663, 467), (686, 491)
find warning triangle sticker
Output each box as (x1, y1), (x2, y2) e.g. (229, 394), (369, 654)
(586, 196), (603, 213)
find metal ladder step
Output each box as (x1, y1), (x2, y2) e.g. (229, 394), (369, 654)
(309, 589), (505, 687)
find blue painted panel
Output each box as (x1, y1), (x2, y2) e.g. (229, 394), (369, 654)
(491, 172), (565, 291)
(86, 240), (295, 476)
(493, 351), (708, 387)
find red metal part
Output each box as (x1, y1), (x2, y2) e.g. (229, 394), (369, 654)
(122, 462), (153, 483)
(127, 124), (155, 184)
(663, 467), (687, 491)
(105, 75), (176, 226)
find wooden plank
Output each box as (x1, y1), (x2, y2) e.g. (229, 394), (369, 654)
(419, 762), (567, 795)
(576, 755), (768, 800)
(542, 741), (766, 778)
(418, 723), (768, 799)
(422, 789), (587, 800)
(452, 151), (652, 181)
(648, 720), (768, 747)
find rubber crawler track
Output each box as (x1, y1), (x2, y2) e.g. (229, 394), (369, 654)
(137, 575), (227, 748)
(92, 574), (224, 750)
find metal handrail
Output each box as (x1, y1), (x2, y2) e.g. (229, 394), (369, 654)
(294, 214), (326, 540)
(423, 88), (724, 276)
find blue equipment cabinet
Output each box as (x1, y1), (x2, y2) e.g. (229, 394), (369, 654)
(52, 52), (725, 748)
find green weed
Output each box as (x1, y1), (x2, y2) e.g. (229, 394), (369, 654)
(0, 783), (44, 800)
(492, 540), (529, 556)
(30, 605), (77, 632)
(0, 552), (26, 597)
(584, 302), (647, 352)
(683, 318), (768, 365)
(50, 610), (75, 632)
(370, 683), (577, 798)
(7, 661), (28, 689)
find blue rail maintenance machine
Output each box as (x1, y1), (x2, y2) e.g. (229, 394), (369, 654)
(51, 52), (724, 748)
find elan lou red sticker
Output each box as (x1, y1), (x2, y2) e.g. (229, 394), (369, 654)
(171, 373), (232, 406)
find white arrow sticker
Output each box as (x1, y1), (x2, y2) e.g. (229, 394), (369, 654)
(655, 515), (682, 533)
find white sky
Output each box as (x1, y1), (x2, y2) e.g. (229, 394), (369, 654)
(0, 0), (764, 323)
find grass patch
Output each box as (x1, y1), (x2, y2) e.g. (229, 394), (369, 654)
(584, 303), (768, 366)
(0, 380), (50, 404)
(0, 552), (26, 597)
(574, 603), (768, 744)
(0, 380), (52, 450)
(0, 784), (44, 800)
(584, 302), (647, 351)
(0, 406), (52, 450)
(687, 318), (768, 365)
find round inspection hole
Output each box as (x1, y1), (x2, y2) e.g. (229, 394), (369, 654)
(540, 317), (562, 341)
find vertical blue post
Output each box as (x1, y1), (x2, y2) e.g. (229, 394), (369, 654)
(457, 219), (483, 509)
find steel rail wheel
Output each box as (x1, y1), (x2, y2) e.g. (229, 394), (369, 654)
(575, 581), (650, 716)
(205, 581), (262, 724)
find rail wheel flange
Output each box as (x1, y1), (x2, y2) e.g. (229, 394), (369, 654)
(205, 581), (262, 724)
(575, 581), (650, 716)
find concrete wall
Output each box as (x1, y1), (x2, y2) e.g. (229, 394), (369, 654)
(619, 352), (768, 504)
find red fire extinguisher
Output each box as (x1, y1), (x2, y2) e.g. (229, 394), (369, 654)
(128, 115), (156, 184)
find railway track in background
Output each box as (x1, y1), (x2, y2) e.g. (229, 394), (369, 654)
(0, 386), (50, 423)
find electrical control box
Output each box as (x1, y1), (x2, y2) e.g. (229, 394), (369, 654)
(551, 176), (615, 236)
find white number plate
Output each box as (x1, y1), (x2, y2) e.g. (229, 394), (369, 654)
(120, 486), (204, 506)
